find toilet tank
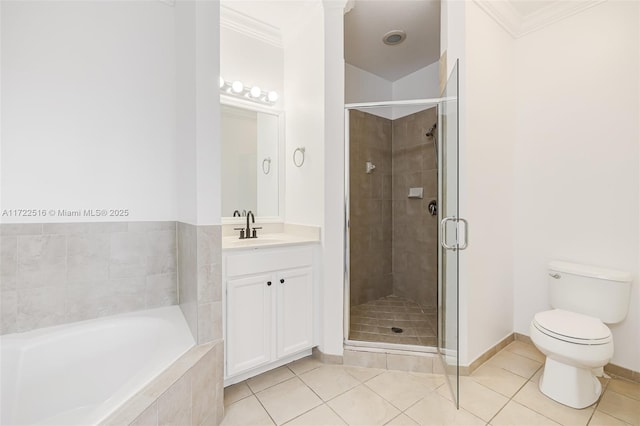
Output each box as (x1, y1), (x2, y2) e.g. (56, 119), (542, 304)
(548, 261), (632, 324)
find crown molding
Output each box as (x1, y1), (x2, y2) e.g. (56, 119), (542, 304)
(520, 0), (606, 36)
(220, 5), (283, 48)
(473, 0), (608, 38)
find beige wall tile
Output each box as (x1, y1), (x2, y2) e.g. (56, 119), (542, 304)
(1, 236), (17, 277)
(343, 349), (387, 369)
(158, 374), (192, 426)
(17, 286), (66, 330)
(1, 290), (17, 334)
(197, 301), (222, 344)
(130, 402), (158, 426)
(0, 224), (43, 236)
(387, 353), (434, 373)
(191, 348), (220, 426)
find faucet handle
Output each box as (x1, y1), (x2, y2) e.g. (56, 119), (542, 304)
(251, 227), (262, 238)
(233, 227), (246, 239)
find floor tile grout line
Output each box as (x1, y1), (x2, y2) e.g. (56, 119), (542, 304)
(484, 364), (543, 426)
(252, 391), (279, 426)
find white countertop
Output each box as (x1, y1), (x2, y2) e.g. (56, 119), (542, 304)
(222, 232), (320, 251)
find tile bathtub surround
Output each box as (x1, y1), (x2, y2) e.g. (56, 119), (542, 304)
(223, 341), (640, 426)
(0, 222), (178, 334)
(177, 223), (222, 344)
(102, 340), (224, 426)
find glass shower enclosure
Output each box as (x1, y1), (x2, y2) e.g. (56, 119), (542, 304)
(344, 62), (462, 406)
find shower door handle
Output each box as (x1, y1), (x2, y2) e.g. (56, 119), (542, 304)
(440, 217), (469, 251)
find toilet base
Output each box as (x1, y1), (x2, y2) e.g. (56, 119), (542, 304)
(538, 357), (602, 409)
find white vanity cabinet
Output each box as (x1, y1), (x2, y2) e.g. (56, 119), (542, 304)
(224, 245), (315, 380)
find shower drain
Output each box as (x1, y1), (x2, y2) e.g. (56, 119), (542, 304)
(391, 327), (403, 334)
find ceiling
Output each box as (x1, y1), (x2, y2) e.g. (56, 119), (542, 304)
(221, 0), (591, 81)
(344, 0), (441, 82)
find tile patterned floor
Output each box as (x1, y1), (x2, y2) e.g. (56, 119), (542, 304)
(222, 341), (640, 426)
(349, 295), (437, 347)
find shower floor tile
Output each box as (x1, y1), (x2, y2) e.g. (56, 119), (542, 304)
(349, 295), (437, 347)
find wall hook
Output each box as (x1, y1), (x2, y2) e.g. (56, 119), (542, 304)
(262, 157), (272, 174)
(293, 147), (305, 167)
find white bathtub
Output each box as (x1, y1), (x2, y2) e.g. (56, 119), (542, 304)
(0, 306), (195, 426)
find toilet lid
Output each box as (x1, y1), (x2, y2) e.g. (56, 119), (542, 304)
(533, 309), (611, 341)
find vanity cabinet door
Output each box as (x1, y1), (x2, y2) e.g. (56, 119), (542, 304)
(276, 267), (313, 358)
(226, 273), (274, 376)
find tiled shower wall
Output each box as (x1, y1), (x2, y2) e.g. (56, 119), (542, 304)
(391, 108), (438, 308)
(0, 222), (178, 335)
(177, 223), (222, 344)
(349, 108), (439, 309)
(349, 110), (393, 306)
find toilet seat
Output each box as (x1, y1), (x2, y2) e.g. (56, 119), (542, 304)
(532, 309), (611, 345)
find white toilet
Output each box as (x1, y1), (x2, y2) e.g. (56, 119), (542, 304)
(530, 261), (632, 409)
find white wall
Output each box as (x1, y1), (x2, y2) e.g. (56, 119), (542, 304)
(220, 26), (284, 111)
(345, 63), (392, 104)
(462, 0), (515, 365)
(392, 61), (440, 101)
(1, 0), (219, 226)
(283, 3), (325, 227)
(513, 0), (640, 371)
(1, 1), (177, 223)
(322, 0), (347, 356)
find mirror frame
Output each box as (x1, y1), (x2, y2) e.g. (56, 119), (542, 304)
(220, 94), (285, 224)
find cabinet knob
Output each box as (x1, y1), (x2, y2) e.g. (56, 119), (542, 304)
(267, 281), (272, 286)
(280, 279), (285, 284)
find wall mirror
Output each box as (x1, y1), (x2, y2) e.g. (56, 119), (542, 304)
(221, 96), (284, 222)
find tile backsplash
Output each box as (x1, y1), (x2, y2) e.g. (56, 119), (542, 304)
(0, 221), (178, 334)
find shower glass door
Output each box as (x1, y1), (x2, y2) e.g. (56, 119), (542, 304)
(438, 60), (460, 408)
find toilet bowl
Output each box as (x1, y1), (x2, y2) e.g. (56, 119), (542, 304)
(529, 261), (631, 409)
(530, 309), (613, 408)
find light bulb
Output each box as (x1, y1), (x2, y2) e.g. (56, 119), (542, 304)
(267, 91), (278, 102)
(232, 81), (243, 93)
(250, 86), (261, 98)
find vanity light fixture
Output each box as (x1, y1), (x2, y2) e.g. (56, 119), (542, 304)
(219, 77), (278, 105)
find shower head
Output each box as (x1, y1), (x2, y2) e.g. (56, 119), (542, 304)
(425, 123), (437, 138)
